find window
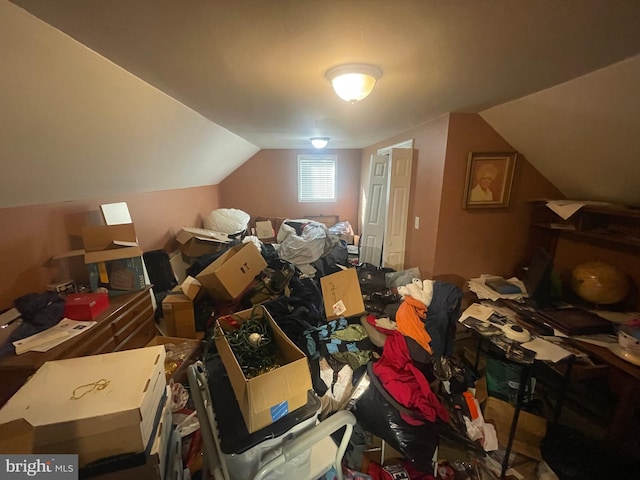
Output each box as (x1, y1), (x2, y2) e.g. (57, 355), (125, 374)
(298, 154), (337, 202)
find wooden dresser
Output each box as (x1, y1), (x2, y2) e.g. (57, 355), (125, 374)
(0, 287), (157, 407)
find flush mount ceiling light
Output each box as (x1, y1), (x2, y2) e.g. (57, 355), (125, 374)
(326, 63), (382, 102)
(310, 137), (330, 149)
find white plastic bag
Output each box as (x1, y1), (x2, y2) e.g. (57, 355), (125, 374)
(203, 208), (250, 234)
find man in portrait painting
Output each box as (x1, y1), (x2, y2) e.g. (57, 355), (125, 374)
(470, 163), (498, 202)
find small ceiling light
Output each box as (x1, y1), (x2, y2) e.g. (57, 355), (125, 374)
(326, 63), (382, 103)
(310, 137), (330, 149)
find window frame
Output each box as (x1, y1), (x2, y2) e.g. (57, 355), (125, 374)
(297, 154), (337, 203)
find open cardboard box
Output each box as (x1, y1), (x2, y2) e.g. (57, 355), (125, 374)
(176, 227), (230, 259)
(82, 223), (147, 294)
(214, 305), (312, 433)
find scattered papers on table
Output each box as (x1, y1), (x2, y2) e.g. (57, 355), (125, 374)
(520, 337), (573, 363)
(12, 318), (96, 354)
(459, 303), (495, 323)
(468, 275), (527, 302)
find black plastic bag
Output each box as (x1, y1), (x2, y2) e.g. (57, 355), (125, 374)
(0, 292), (65, 356)
(350, 372), (440, 473)
(356, 263), (395, 294)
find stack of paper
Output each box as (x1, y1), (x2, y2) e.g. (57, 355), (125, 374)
(468, 275), (527, 302)
(12, 318), (96, 355)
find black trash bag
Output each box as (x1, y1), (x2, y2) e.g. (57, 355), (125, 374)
(363, 288), (402, 315)
(350, 371), (440, 473)
(185, 242), (237, 277)
(356, 263), (395, 294)
(0, 292), (65, 356)
(311, 240), (349, 278)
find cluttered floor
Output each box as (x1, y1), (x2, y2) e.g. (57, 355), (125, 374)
(433, 329), (640, 480)
(166, 217), (639, 480)
(186, 327), (640, 480)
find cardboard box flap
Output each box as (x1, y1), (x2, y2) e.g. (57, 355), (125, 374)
(320, 268), (366, 321)
(180, 276), (202, 301)
(0, 346), (166, 442)
(179, 227), (231, 244)
(84, 246), (143, 264)
(82, 224), (139, 252)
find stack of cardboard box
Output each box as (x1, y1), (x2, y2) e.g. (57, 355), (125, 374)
(0, 346), (177, 479)
(161, 242), (267, 339)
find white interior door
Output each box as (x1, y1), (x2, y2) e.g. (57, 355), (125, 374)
(360, 155), (389, 266)
(382, 148), (413, 271)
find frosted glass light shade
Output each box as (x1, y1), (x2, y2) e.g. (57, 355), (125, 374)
(310, 137), (329, 149)
(326, 64), (382, 102)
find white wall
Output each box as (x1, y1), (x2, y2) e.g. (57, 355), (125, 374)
(0, 0), (259, 208)
(481, 54), (640, 205)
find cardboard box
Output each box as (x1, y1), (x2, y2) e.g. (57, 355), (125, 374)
(64, 292), (109, 320)
(255, 220), (275, 240)
(483, 396), (547, 461)
(0, 346), (167, 467)
(161, 287), (198, 339)
(176, 227), (230, 258)
(82, 223), (147, 294)
(215, 305), (312, 433)
(196, 242), (267, 301)
(320, 268), (366, 321)
(82, 223), (142, 263)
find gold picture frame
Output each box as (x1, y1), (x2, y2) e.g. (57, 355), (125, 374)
(463, 152), (517, 209)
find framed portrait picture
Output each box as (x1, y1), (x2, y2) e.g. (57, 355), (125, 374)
(463, 152), (517, 209)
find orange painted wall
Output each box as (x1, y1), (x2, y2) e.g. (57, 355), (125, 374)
(360, 113), (562, 286)
(219, 149), (361, 231)
(434, 113), (563, 281)
(362, 115), (450, 279)
(0, 185), (220, 310)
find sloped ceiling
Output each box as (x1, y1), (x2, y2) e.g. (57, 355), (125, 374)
(4, 0), (640, 207)
(482, 55), (640, 205)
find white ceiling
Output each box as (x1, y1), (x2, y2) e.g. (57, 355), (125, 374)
(6, 0), (640, 205)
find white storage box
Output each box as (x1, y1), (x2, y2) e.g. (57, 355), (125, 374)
(224, 402), (318, 479)
(0, 346), (167, 467)
(199, 355), (320, 480)
(88, 386), (173, 480)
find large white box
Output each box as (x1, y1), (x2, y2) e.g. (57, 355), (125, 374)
(89, 386), (173, 480)
(0, 346), (167, 467)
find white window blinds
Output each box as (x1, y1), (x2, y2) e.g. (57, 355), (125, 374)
(298, 155), (337, 202)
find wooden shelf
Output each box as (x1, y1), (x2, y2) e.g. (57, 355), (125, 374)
(528, 202), (640, 252)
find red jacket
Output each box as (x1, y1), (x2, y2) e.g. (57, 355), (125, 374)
(372, 331), (449, 425)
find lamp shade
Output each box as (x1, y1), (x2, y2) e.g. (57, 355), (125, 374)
(310, 137), (329, 149)
(326, 64), (382, 102)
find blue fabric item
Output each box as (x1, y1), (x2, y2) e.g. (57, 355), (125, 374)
(425, 281), (463, 357)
